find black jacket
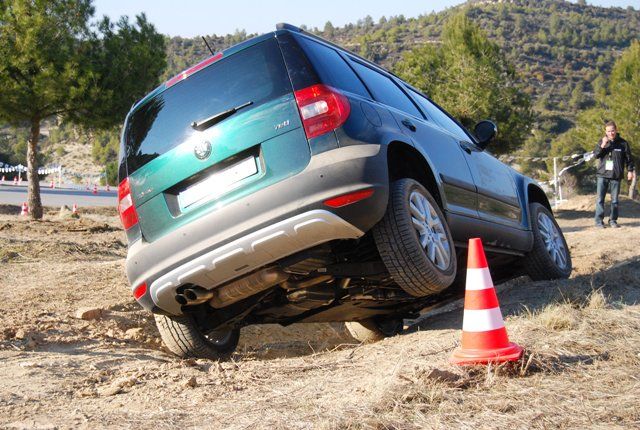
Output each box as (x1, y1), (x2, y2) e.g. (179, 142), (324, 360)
(594, 135), (635, 180)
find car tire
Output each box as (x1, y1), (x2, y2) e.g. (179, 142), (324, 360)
(373, 178), (456, 297)
(154, 314), (240, 360)
(525, 202), (572, 280)
(344, 317), (403, 343)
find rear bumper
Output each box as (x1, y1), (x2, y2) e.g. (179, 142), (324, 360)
(126, 144), (389, 315)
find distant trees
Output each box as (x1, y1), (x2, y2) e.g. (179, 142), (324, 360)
(0, 0), (166, 219)
(608, 40), (640, 149)
(393, 12), (532, 154)
(550, 41), (640, 194)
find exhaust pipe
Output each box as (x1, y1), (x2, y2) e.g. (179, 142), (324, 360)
(183, 287), (215, 305)
(175, 286), (215, 306)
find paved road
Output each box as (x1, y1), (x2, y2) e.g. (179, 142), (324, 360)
(0, 184), (117, 207)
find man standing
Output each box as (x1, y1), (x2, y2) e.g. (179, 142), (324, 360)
(594, 121), (635, 228)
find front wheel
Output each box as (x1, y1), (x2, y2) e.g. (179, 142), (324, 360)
(373, 178), (456, 297)
(154, 314), (240, 360)
(524, 202), (572, 280)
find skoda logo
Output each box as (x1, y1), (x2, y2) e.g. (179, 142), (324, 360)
(194, 141), (212, 160)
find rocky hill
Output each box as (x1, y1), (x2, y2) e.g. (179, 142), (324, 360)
(165, 0), (640, 122)
(2, 0), (638, 180)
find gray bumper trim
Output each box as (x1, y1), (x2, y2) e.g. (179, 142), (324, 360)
(150, 210), (363, 314)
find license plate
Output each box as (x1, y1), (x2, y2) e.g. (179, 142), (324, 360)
(178, 157), (258, 210)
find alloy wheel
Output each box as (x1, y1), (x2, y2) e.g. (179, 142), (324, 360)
(537, 212), (568, 269)
(408, 190), (451, 270)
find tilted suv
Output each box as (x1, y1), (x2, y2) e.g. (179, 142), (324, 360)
(118, 24), (571, 358)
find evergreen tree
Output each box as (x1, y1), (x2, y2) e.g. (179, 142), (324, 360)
(608, 40), (640, 150)
(0, 0), (165, 219)
(393, 12), (532, 154)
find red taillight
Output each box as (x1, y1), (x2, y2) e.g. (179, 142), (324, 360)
(165, 52), (223, 88)
(324, 188), (374, 208)
(294, 84), (351, 139)
(133, 282), (147, 300)
(118, 177), (139, 230)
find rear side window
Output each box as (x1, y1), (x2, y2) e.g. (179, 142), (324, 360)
(123, 38), (292, 174)
(409, 89), (472, 142)
(348, 60), (422, 118)
(296, 36), (369, 98)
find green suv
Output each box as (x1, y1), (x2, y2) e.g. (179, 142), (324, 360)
(118, 24), (571, 358)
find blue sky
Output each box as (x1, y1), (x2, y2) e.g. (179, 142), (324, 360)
(93, 0), (638, 38)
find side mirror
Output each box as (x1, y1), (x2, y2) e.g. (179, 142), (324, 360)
(474, 120), (497, 149)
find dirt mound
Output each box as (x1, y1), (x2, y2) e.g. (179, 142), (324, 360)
(1, 196), (639, 428)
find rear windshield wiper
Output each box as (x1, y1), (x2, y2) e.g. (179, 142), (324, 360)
(191, 100), (253, 132)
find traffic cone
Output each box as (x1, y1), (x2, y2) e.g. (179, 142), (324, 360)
(50, 179), (55, 188)
(92, 184), (98, 195)
(20, 202), (29, 216)
(450, 238), (523, 365)
(72, 203), (78, 215)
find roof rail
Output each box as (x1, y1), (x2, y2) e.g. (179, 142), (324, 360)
(276, 23), (304, 32)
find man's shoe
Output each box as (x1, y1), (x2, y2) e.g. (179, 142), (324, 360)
(595, 222), (605, 228)
(609, 221), (620, 228)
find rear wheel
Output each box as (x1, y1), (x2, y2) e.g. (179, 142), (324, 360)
(154, 314), (240, 360)
(373, 178), (456, 297)
(525, 203), (572, 280)
(345, 317), (403, 343)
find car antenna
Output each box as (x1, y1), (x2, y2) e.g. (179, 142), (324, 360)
(202, 36), (215, 56)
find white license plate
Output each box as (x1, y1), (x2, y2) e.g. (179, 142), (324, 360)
(178, 157), (258, 210)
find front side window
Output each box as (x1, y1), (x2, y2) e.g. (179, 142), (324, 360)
(349, 60), (422, 118)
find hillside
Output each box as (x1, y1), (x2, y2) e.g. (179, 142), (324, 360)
(2, 0), (638, 181)
(165, 0), (640, 123)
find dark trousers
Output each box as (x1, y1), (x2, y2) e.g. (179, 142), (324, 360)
(595, 176), (620, 223)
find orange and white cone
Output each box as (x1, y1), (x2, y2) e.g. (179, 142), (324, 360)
(72, 203), (78, 215)
(20, 202), (29, 216)
(450, 238), (523, 365)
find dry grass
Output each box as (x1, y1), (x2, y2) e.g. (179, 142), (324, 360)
(1, 195), (639, 429)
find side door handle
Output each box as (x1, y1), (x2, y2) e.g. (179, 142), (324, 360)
(459, 142), (472, 154)
(401, 119), (416, 132)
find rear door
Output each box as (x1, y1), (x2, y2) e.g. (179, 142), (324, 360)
(409, 93), (522, 229)
(122, 37), (309, 242)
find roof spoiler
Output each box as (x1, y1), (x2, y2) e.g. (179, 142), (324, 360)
(276, 23), (304, 32)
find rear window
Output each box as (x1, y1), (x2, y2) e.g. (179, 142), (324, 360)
(348, 59), (422, 118)
(296, 36), (369, 98)
(122, 38), (292, 174)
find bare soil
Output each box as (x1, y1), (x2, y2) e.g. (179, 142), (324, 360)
(1, 196), (639, 429)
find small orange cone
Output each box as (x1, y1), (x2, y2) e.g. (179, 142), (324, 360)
(72, 203), (78, 215)
(20, 202), (29, 216)
(450, 238), (523, 365)
(50, 179), (55, 188)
